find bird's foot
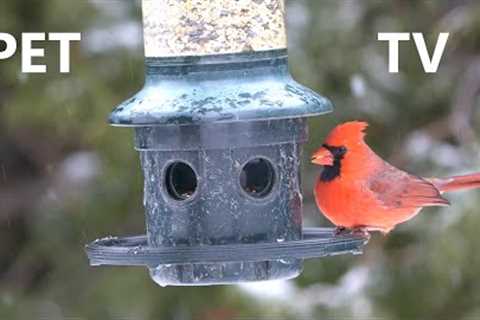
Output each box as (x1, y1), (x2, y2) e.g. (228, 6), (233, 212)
(333, 226), (371, 239)
(334, 226), (347, 236)
(351, 227), (371, 239)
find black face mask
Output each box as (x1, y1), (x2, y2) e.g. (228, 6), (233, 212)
(319, 144), (347, 182)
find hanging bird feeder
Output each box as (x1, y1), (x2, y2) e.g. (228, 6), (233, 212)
(85, 0), (369, 286)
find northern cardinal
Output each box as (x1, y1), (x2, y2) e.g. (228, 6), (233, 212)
(311, 121), (480, 234)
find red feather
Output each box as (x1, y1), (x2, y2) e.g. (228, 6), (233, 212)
(429, 173), (480, 193)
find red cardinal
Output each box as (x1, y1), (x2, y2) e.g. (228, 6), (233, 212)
(312, 121), (480, 234)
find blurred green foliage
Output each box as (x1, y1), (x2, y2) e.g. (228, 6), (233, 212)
(1, 0), (480, 319)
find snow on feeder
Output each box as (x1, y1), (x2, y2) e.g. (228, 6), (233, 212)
(85, 0), (369, 286)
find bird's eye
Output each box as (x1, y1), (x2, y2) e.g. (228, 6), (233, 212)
(337, 146), (347, 156)
(322, 144), (346, 157)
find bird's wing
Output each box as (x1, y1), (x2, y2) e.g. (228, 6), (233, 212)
(367, 165), (450, 210)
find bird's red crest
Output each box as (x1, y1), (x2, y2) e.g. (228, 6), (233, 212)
(325, 121), (368, 146)
(324, 121), (368, 147)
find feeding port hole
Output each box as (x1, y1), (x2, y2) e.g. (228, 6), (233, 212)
(165, 161), (197, 201)
(240, 158), (275, 198)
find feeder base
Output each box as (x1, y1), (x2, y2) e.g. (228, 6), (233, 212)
(149, 260), (302, 287)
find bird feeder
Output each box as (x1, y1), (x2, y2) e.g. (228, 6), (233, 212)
(86, 0), (368, 286)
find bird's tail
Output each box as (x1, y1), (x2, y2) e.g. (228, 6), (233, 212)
(430, 173), (480, 193)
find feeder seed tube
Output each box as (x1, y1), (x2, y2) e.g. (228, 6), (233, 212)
(142, 0), (287, 57)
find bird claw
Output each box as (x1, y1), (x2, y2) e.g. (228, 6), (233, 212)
(351, 227), (371, 239)
(334, 226), (347, 236)
(333, 226), (371, 239)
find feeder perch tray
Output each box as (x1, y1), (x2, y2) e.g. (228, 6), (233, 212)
(86, 228), (367, 266)
(86, 228), (368, 286)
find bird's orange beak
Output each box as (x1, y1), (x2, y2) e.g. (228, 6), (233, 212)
(311, 147), (334, 166)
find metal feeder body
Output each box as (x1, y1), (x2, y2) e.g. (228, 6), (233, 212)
(86, 0), (368, 286)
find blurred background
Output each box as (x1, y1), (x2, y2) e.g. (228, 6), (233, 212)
(1, 0), (480, 319)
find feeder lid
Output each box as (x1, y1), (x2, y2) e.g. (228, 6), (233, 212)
(108, 52), (332, 127)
